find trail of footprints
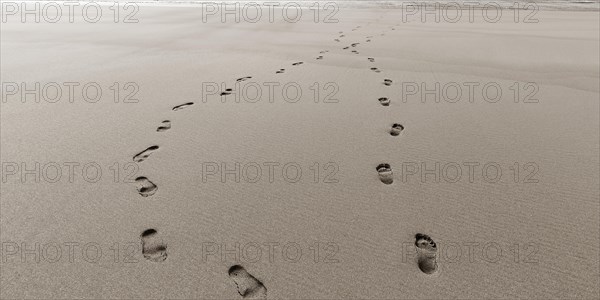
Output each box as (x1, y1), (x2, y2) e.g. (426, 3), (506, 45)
(126, 23), (432, 297)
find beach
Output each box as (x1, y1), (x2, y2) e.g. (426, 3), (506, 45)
(1, 2), (599, 299)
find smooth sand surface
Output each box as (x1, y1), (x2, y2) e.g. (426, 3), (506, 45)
(1, 3), (599, 299)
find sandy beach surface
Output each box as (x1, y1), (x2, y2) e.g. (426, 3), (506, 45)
(1, 2), (599, 299)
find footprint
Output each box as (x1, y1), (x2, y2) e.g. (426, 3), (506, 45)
(316, 56), (323, 60)
(141, 229), (167, 262)
(370, 67), (381, 73)
(334, 39), (340, 42)
(276, 69), (285, 74)
(351, 43), (359, 47)
(352, 50), (359, 54)
(366, 39), (371, 42)
(376, 163), (393, 184)
(415, 233), (438, 274)
(229, 265), (267, 299)
(390, 123), (404, 136)
(340, 34), (345, 37)
(135, 176), (158, 197)
(133, 145), (159, 163)
(172, 102), (194, 111)
(384, 79), (393, 86)
(157, 120), (171, 132)
(237, 76), (252, 82)
(221, 88), (232, 96)
(292, 62), (303, 66)
(378, 97), (390, 106)
(368, 58), (375, 62)
(319, 50), (328, 54)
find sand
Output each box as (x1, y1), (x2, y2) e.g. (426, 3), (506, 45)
(1, 2), (599, 299)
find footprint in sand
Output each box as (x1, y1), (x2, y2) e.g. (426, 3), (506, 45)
(378, 97), (390, 106)
(351, 43), (359, 47)
(157, 120), (171, 132)
(133, 145), (159, 163)
(384, 79), (393, 86)
(415, 233), (438, 274)
(371, 67), (381, 73)
(390, 123), (404, 136)
(237, 76), (252, 82)
(141, 229), (167, 262)
(319, 50), (329, 54)
(229, 265), (267, 299)
(352, 50), (359, 54)
(334, 39), (340, 42)
(340, 34), (345, 37)
(276, 69), (285, 74)
(221, 88), (232, 96)
(368, 57), (375, 62)
(376, 163), (394, 184)
(292, 62), (303, 66)
(343, 46), (349, 50)
(135, 176), (157, 197)
(366, 39), (371, 42)
(316, 56), (323, 60)
(172, 102), (194, 111)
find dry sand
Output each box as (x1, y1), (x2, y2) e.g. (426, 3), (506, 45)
(1, 2), (599, 299)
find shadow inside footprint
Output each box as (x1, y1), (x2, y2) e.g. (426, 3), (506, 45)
(415, 233), (438, 274)
(172, 102), (194, 111)
(237, 76), (252, 82)
(157, 120), (171, 132)
(384, 79), (393, 86)
(376, 163), (393, 184)
(133, 146), (159, 163)
(228, 265), (267, 299)
(378, 97), (390, 106)
(141, 229), (167, 262)
(390, 123), (404, 136)
(135, 176), (157, 197)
